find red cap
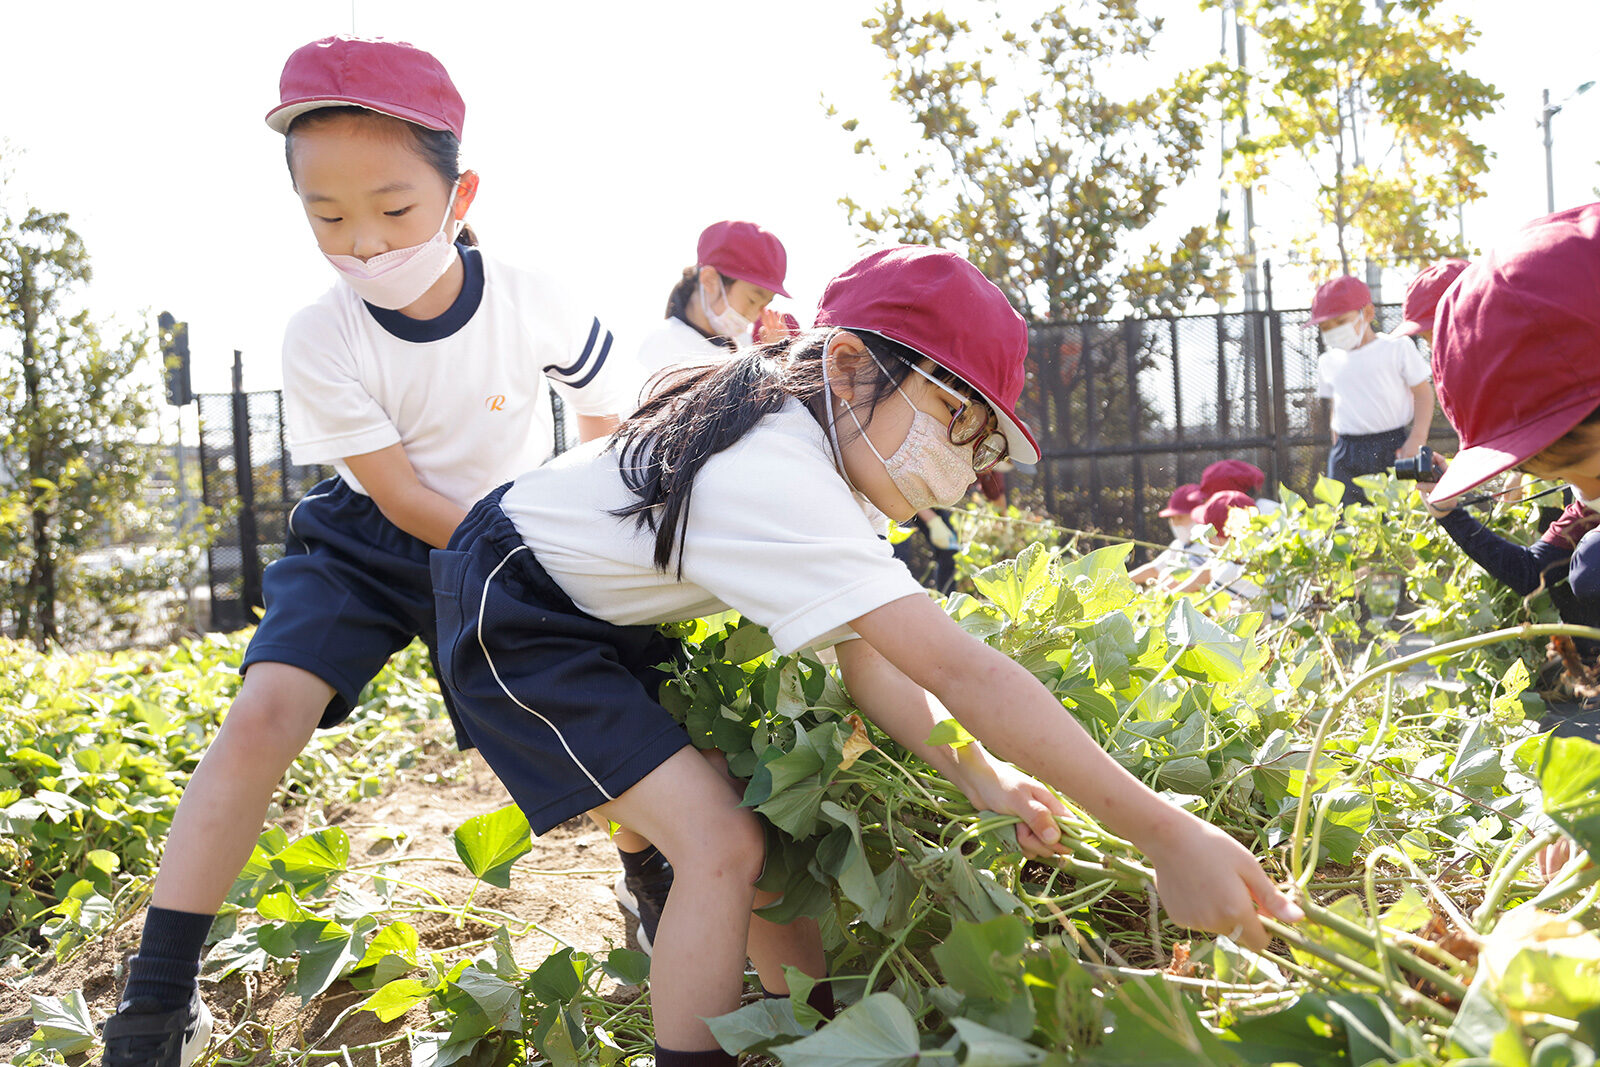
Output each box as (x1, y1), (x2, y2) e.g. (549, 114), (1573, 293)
(697, 221), (790, 298)
(1159, 484), (1206, 518)
(266, 36), (465, 140)
(1309, 275), (1374, 325)
(815, 245), (1038, 464)
(1395, 259), (1469, 338)
(1200, 459), (1265, 496)
(1430, 203), (1600, 503)
(1193, 490), (1257, 538)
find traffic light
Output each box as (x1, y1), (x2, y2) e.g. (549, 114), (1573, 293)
(158, 311), (193, 407)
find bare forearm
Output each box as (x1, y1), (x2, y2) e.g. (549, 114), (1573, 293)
(576, 413), (621, 442)
(376, 483), (467, 549)
(929, 647), (1184, 852)
(835, 640), (973, 785)
(1407, 384), (1435, 446)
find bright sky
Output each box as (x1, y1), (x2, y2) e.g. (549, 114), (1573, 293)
(3, 0), (1598, 402)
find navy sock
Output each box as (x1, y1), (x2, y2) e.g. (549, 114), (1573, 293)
(762, 980), (837, 1021)
(653, 1046), (735, 1067)
(121, 906), (215, 1012)
(617, 843), (669, 878)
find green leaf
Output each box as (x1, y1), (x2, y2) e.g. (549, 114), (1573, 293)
(932, 916), (1028, 1003)
(355, 920), (420, 985)
(972, 542), (1053, 620)
(525, 947), (584, 1004)
(27, 990), (97, 1055)
(953, 1017), (1051, 1066)
(927, 718), (976, 749)
(455, 967), (524, 1031)
(773, 993), (921, 1067)
(724, 624), (776, 665)
(1520, 735), (1600, 854)
(707, 997), (813, 1054)
(601, 947), (650, 986)
(1164, 600), (1245, 682)
(363, 977), (439, 1023)
(1313, 475), (1346, 506)
(452, 804), (531, 889)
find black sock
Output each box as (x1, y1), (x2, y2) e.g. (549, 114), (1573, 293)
(761, 980), (837, 1021)
(617, 843), (669, 878)
(121, 906), (215, 1012)
(653, 1045), (735, 1067)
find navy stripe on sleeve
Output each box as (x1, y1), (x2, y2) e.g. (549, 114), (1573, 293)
(566, 330), (613, 390)
(545, 317), (602, 378)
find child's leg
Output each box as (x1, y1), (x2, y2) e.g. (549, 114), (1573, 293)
(593, 748), (773, 1052)
(151, 663), (334, 913)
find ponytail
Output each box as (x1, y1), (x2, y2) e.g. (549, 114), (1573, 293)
(611, 330), (925, 573)
(664, 265), (736, 321)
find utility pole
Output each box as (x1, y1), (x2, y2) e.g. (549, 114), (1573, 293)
(1543, 82), (1596, 214)
(1234, 5), (1259, 314)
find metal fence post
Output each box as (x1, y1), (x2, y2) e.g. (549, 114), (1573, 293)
(230, 351), (263, 616)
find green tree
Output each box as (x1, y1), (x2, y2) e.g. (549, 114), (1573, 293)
(1211, 0), (1500, 275)
(838, 0), (1234, 322)
(0, 184), (158, 648)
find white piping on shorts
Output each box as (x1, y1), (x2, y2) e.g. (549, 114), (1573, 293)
(286, 488), (338, 542)
(475, 545), (614, 801)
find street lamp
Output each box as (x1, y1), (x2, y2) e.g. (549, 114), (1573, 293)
(1542, 80), (1595, 213)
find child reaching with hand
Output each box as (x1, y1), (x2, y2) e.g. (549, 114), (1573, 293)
(100, 36), (634, 1067)
(430, 245), (1303, 1065)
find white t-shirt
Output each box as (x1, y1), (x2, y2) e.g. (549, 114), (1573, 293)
(1315, 333), (1432, 436)
(499, 399), (925, 653)
(282, 248), (634, 510)
(1150, 539), (1208, 576)
(631, 317), (736, 401)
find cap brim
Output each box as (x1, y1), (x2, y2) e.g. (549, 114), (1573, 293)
(265, 97), (455, 136)
(1394, 319), (1427, 337)
(1429, 394), (1600, 502)
(722, 270), (790, 299)
(1157, 506), (1187, 517)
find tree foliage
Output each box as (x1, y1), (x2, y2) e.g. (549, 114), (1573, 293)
(838, 0), (1235, 322)
(0, 175), (160, 648)
(1211, 0), (1501, 275)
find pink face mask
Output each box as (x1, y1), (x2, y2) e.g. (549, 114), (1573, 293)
(323, 189), (463, 310)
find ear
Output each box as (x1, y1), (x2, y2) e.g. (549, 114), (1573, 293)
(698, 264), (722, 291)
(823, 332), (873, 402)
(454, 170), (481, 218)
(1362, 304), (1376, 324)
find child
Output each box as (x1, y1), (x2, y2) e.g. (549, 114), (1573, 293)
(100, 36), (633, 1067)
(1311, 275), (1436, 505)
(634, 220), (792, 384)
(1129, 483), (1207, 585)
(1394, 258), (1469, 345)
(431, 245), (1302, 1065)
(1200, 458), (1280, 513)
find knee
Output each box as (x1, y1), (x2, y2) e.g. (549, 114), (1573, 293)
(699, 805), (767, 888)
(215, 686), (323, 757)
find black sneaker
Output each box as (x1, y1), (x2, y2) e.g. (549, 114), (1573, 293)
(614, 856), (673, 955)
(101, 990), (212, 1067)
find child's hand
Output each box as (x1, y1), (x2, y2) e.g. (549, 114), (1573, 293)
(1145, 816), (1303, 952)
(754, 309), (799, 344)
(959, 759), (1070, 859)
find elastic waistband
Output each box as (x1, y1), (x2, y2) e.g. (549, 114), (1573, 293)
(449, 483), (582, 615)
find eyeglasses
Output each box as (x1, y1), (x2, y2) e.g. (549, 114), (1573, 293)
(899, 360), (1010, 473)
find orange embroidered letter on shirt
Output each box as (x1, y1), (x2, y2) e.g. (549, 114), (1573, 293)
(485, 394), (507, 411)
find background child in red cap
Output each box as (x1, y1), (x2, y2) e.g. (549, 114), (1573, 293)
(430, 245), (1301, 1066)
(101, 36), (636, 1064)
(1129, 483), (1209, 585)
(635, 220), (793, 388)
(1311, 275), (1436, 505)
(1200, 458), (1281, 514)
(1161, 490), (1265, 604)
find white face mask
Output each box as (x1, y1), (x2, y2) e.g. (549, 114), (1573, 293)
(822, 339), (976, 512)
(1321, 320), (1366, 352)
(700, 277), (753, 341)
(324, 188), (463, 310)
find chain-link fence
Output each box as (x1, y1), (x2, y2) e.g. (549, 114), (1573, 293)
(1013, 303), (1457, 549)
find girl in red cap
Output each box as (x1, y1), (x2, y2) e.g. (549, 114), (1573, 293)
(634, 220), (795, 387)
(102, 36), (636, 1065)
(1129, 483), (1208, 586)
(430, 245), (1302, 1065)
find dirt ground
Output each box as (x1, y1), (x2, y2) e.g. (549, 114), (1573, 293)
(0, 750), (637, 1063)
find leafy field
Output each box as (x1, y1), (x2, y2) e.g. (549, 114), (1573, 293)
(6, 477), (1600, 1066)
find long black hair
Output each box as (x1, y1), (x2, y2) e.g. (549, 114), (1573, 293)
(283, 106), (479, 247)
(613, 329), (969, 574)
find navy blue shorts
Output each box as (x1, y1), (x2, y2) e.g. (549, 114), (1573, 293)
(431, 484), (691, 834)
(1327, 426), (1408, 505)
(242, 477), (468, 743)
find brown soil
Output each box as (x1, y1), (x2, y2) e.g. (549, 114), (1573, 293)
(0, 751), (639, 1063)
